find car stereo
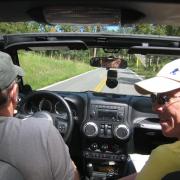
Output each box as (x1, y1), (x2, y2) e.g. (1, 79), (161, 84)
(90, 104), (125, 122)
(82, 104), (130, 140)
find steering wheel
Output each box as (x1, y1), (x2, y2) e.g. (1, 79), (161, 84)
(20, 91), (74, 142)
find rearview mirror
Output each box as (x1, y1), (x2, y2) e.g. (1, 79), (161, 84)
(90, 56), (127, 69)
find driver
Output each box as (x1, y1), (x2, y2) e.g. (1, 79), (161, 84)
(0, 51), (79, 180)
(120, 59), (180, 180)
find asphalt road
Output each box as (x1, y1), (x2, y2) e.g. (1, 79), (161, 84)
(41, 68), (143, 95)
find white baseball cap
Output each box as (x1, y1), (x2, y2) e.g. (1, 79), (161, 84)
(134, 59), (180, 94)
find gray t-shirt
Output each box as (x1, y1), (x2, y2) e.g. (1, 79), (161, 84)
(0, 116), (74, 180)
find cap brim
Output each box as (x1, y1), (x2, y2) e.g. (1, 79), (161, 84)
(135, 76), (180, 95)
(14, 65), (24, 77)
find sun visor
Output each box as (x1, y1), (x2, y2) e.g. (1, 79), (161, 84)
(5, 40), (88, 51)
(28, 6), (145, 25)
(128, 46), (180, 55)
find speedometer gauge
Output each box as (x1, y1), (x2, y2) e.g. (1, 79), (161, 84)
(39, 99), (52, 112)
(55, 101), (63, 114)
(55, 101), (68, 120)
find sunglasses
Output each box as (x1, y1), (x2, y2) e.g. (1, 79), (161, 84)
(151, 94), (180, 105)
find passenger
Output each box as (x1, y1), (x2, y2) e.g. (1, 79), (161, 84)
(0, 51), (79, 180)
(120, 59), (180, 180)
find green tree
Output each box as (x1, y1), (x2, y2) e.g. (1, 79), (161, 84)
(165, 25), (180, 36)
(0, 22), (41, 34)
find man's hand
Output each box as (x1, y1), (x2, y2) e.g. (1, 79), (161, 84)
(119, 173), (137, 180)
(72, 161), (80, 180)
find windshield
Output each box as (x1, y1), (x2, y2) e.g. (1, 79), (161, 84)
(18, 45), (176, 96)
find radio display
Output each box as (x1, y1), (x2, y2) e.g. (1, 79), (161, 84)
(98, 110), (117, 119)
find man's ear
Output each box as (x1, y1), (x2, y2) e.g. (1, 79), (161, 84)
(10, 83), (19, 106)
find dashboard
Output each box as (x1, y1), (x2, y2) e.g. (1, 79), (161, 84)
(18, 90), (176, 179)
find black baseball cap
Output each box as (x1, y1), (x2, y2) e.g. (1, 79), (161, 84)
(0, 51), (24, 90)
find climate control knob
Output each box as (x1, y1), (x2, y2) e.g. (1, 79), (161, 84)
(113, 124), (130, 140)
(83, 122), (98, 137)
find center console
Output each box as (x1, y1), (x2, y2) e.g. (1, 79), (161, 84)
(81, 103), (132, 179)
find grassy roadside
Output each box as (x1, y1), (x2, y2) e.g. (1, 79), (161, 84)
(128, 56), (172, 79)
(128, 59), (162, 79)
(130, 66), (156, 79)
(19, 52), (94, 89)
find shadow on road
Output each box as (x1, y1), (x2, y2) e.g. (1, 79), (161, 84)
(118, 77), (141, 85)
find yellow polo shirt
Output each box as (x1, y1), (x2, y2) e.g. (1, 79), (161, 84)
(136, 141), (180, 180)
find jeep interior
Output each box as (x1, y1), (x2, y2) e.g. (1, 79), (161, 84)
(0, 0), (180, 179)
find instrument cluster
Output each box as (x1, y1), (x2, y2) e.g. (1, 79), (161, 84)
(24, 97), (72, 121)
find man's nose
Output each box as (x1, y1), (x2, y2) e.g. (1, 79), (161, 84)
(152, 103), (164, 113)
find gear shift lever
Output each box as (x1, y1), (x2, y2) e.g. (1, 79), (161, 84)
(87, 163), (93, 178)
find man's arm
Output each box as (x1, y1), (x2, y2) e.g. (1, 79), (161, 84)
(47, 123), (80, 180)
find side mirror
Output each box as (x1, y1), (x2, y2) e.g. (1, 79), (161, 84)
(90, 57), (127, 69)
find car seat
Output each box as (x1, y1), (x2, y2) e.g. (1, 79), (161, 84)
(162, 171), (180, 180)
